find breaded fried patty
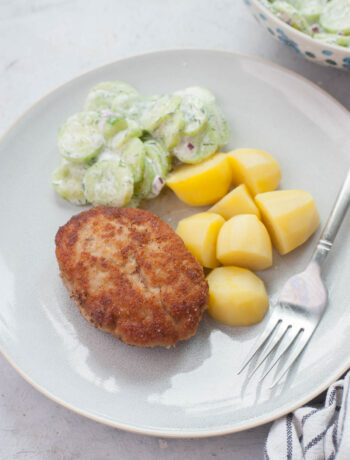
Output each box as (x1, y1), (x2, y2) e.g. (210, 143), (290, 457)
(55, 206), (208, 347)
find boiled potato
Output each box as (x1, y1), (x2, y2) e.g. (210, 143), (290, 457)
(217, 214), (272, 270)
(255, 190), (319, 255)
(176, 212), (225, 268)
(166, 153), (232, 205)
(209, 184), (261, 220)
(228, 148), (281, 196)
(207, 266), (269, 326)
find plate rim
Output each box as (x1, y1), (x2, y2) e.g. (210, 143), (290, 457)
(1, 48), (349, 438)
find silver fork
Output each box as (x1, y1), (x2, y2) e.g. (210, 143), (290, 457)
(238, 168), (350, 388)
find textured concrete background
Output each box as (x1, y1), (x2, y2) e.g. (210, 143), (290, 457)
(0, 1), (348, 458)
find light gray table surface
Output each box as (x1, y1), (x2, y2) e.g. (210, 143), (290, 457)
(1, 1), (349, 459)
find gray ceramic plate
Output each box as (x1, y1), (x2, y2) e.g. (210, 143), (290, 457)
(0, 49), (350, 438)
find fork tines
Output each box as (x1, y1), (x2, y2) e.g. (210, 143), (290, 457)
(237, 309), (314, 388)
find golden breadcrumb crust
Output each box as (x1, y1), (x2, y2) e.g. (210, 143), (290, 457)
(55, 206), (208, 347)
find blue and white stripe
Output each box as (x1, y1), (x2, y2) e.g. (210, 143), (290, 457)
(265, 371), (350, 459)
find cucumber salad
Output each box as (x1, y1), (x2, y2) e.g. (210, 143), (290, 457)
(52, 81), (229, 207)
(261, 0), (350, 48)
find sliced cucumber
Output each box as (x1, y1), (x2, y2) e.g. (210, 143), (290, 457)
(298, 0), (325, 22)
(320, 0), (350, 34)
(58, 112), (104, 163)
(141, 95), (182, 132)
(101, 115), (128, 141)
(133, 139), (168, 200)
(179, 94), (207, 136)
(119, 137), (146, 184)
(52, 161), (88, 205)
(272, 1), (310, 32)
(153, 111), (185, 150)
(144, 138), (171, 177)
(314, 32), (350, 46)
(54, 83), (231, 207)
(96, 147), (121, 162)
(125, 195), (142, 208)
(134, 156), (157, 199)
(176, 88), (228, 145)
(84, 81), (138, 112)
(145, 94), (161, 105)
(172, 124), (218, 164)
(83, 160), (134, 207)
(206, 103), (230, 146)
(175, 87), (216, 104)
(108, 119), (143, 150)
(112, 92), (145, 120)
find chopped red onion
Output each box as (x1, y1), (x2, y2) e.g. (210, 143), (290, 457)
(149, 175), (165, 198)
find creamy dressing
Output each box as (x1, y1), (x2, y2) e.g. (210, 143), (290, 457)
(148, 175), (165, 199)
(97, 148), (121, 162)
(53, 82), (230, 207)
(173, 136), (198, 161)
(58, 112), (104, 161)
(97, 110), (120, 134)
(262, 0), (350, 47)
(83, 160), (134, 207)
(107, 120), (141, 150)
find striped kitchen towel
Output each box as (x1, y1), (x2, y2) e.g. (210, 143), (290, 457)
(265, 371), (350, 460)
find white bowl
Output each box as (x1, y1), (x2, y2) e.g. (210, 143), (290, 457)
(245, 0), (350, 70)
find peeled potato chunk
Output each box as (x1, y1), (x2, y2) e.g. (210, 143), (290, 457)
(207, 266), (269, 327)
(166, 153), (232, 206)
(217, 214), (272, 270)
(228, 148), (281, 196)
(255, 190), (320, 255)
(176, 212), (225, 268)
(209, 184), (261, 220)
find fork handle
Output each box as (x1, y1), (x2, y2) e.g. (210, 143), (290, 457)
(311, 168), (350, 268)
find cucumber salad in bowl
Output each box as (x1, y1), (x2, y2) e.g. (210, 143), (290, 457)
(261, 0), (350, 47)
(52, 81), (229, 207)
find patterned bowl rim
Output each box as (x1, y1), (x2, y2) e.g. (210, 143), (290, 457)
(248, 0), (350, 56)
